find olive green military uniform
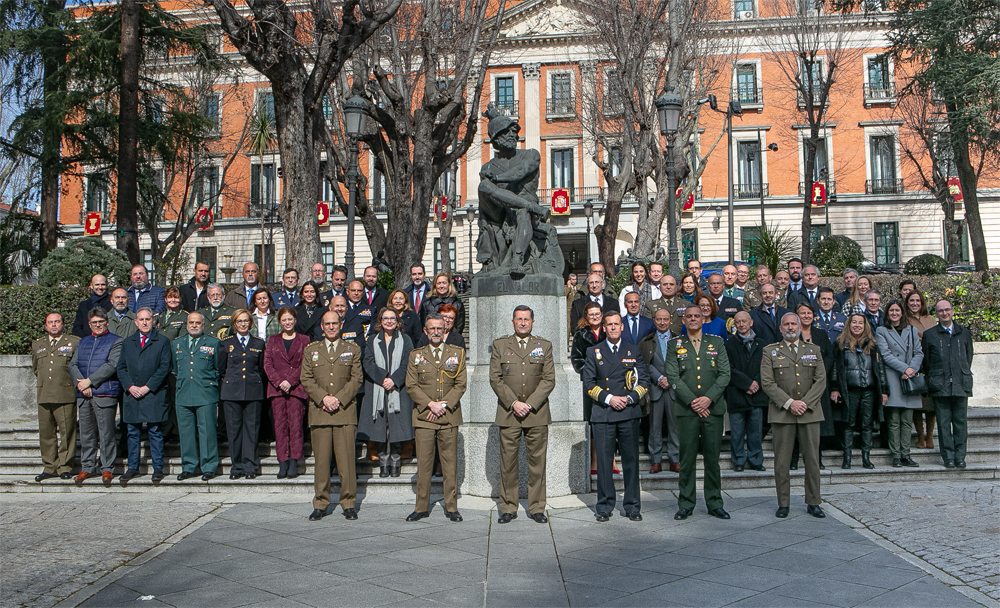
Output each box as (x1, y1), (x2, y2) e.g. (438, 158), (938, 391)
(489, 334), (555, 516)
(406, 343), (467, 513)
(156, 309), (189, 341)
(197, 305), (237, 341)
(664, 333), (731, 512)
(644, 296), (686, 335)
(301, 338), (364, 512)
(743, 285), (787, 312)
(31, 334), (81, 475)
(759, 339), (827, 508)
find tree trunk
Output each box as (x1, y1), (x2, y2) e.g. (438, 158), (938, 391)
(39, 0), (67, 257)
(951, 128), (988, 270)
(800, 135), (818, 265)
(941, 194), (961, 264)
(115, 0), (140, 264)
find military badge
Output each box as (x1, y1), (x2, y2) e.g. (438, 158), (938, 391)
(414, 353), (426, 365)
(529, 347), (544, 359)
(445, 355), (459, 366)
(339, 351), (353, 359)
(342, 332), (357, 340)
(200, 346), (214, 355)
(312, 351), (319, 361)
(229, 345), (235, 352)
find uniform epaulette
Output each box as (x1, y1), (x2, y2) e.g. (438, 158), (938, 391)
(588, 386), (602, 400)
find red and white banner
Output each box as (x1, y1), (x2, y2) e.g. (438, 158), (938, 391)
(318, 201), (330, 226)
(810, 182), (827, 207)
(551, 189), (570, 215)
(947, 177), (963, 202)
(677, 187), (695, 211)
(83, 212), (102, 235)
(195, 207), (214, 231)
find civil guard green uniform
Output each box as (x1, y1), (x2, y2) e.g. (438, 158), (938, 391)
(172, 333), (222, 478)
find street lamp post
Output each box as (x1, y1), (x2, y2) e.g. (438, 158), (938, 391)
(655, 90), (683, 280)
(700, 94), (742, 265)
(746, 127), (778, 228)
(583, 199), (594, 266)
(343, 94), (371, 281)
(467, 205), (476, 276)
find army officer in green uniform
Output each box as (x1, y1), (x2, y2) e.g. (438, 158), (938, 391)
(172, 312), (221, 481)
(31, 312), (81, 481)
(198, 284), (236, 340)
(489, 305), (555, 524)
(665, 305), (732, 521)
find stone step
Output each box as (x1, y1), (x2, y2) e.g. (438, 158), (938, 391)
(0, 456), (420, 477)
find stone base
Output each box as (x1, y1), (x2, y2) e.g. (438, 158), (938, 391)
(471, 273), (563, 298)
(0, 356), (36, 423)
(456, 422), (590, 499)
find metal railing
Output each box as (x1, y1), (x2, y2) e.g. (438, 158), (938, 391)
(736, 183), (769, 199)
(732, 86), (763, 106)
(493, 99), (518, 117)
(797, 90), (826, 108)
(546, 97), (575, 116)
(863, 83), (896, 100)
(538, 186), (603, 204)
(866, 178), (903, 195)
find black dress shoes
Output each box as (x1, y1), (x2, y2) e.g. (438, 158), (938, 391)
(343, 508), (358, 520)
(59, 472), (73, 480)
(245, 472), (256, 480)
(121, 468), (141, 482)
(595, 511), (611, 522)
(957, 460), (967, 468)
(892, 458), (902, 467)
(901, 457), (919, 467)
(309, 508), (327, 521)
(230, 472), (244, 480)
(498, 512), (517, 524)
(627, 511), (642, 522)
(151, 469), (165, 482)
(944, 459), (956, 468)
(708, 508), (731, 520)
(379, 465), (389, 478)
(752, 464), (766, 472)
(389, 461), (401, 478)
(674, 508), (692, 520)
(789, 461), (799, 471)
(287, 460), (299, 479)
(733, 464), (745, 472)
(807, 505), (826, 518)
(202, 472), (217, 481)
(445, 511), (463, 522)
(775, 507), (789, 518)
(530, 512), (548, 524)
(34, 472), (57, 482)
(177, 471), (197, 481)
(406, 511), (430, 522)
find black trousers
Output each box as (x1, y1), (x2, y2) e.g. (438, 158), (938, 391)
(592, 418), (641, 515)
(223, 400), (262, 474)
(844, 389), (875, 452)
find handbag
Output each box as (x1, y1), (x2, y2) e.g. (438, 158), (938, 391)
(901, 373), (927, 396)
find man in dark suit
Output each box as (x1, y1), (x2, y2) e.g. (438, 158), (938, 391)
(361, 266), (389, 311)
(342, 280), (375, 347)
(639, 309), (678, 474)
(706, 274), (742, 322)
(407, 263), (432, 312)
(749, 282), (789, 346)
(179, 262), (211, 312)
(621, 292), (655, 345)
(273, 268), (301, 309)
(72, 274), (112, 337)
(319, 265), (348, 308)
(582, 312), (650, 522)
(725, 312), (768, 472)
(814, 287), (847, 343)
(116, 307), (173, 483)
(786, 265), (822, 314)
(834, 268), (858, 308)
(571, 272), (621, 329)
(863, 290), (884, 333)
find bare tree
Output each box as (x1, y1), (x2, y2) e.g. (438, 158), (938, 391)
(755, 0), (871, 263)
(204, 0), (402, 273)
(325, 0), (505, 288)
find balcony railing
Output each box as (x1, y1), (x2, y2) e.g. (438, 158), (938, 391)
(79, 209), (112, 225)
(863, 83), (896, 107)
(492, 99), (518, 117)
(732, 86), (763, 106)
(736, 183), (769, 199)
(798, 180), (837, 197)
(538, 186), (603, 204)
(797, 90), (826, 108)
(546, 97), (575, 117)
(866, 178), (903, 195)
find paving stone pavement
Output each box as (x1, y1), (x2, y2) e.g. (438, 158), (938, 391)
(824, 481), (1000, 603)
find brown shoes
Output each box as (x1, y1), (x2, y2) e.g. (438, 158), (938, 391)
(649, 463), (662, 474)
(102, 471), (113, 482)
(669, 462), (680, 473)
(74, 471), (92, 482)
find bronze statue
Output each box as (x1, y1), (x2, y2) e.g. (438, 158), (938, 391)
(476, 105), (563, 280)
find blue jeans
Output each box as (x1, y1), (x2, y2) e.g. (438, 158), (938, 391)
(729, 408), (763, 467)
(126, 423), (164, 471)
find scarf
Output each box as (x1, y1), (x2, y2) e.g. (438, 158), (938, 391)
(631, 282), (655, 310)
(738, 329), (756, 351)
(372, 333), (403, 421)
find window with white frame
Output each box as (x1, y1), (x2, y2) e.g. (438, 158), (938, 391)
(551, 148), (574, 198)
(319, 161), (337, 203)
(251, 163), (277, 211)
(868, 134), (899, 194)
(735, 63), (761, 105)
(736, 140), (762, 199)
(194, 166), (221, 212)
(603, 68), (625, 115)
(935, 133), (957, 177)
(799, 58), (825, 105)
(202, 94), (221, 134)
(494, 76), (515, 116)
(548, 72), (573, 115)
(371, 168), (389, 211)
(733, 0), (754, 17)
(321, 243), (336, 270)
(864, 55), (894, 101)
(256, 90), (275, 123)
(86, 172), (110, 213)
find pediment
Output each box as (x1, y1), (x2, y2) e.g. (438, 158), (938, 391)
(500, 0), (592, 39)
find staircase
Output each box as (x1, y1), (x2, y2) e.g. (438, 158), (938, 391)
(1, 408), (997, 495)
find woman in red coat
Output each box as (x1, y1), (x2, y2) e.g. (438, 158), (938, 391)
(263, 307), (311, 479)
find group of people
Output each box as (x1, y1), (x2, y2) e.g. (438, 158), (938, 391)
(31, 254), (975, 522)
(567, 258), (975, 520)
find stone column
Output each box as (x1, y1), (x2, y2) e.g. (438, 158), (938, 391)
(579, 60), (601, 191)
(522, 63), (542, 154)
(465, 67), (483, 206)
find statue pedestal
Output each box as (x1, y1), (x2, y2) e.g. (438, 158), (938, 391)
(455, 280), (590, 500)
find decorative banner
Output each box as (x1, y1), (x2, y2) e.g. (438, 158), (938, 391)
(677, 187), (695, 211)
(434, 196), (448, 220)
(810, 182), (827, 207)
(83, 212), (102, 235)
(947, 177), (963, 202)
(317, 201), (330, 226)
(195, 206), (214, 231)
(551, 189), (570, 215)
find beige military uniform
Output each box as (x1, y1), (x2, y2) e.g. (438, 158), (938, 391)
(405, 343), (467, 513)
(759, 340), (827, 508)
(300, 338), (363, 511)
(31, 334), (81, 475)
(489, 334), (555, 515)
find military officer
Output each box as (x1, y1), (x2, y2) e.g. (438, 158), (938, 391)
(31, 312), (81, 481)
(665, 305), (731, 521)
(301, 311), (363, 521)
(581, 311), (650, 522)
(405, 314), (467, 523)
(171, 312), (222, 481)
(760, 313), (828, 519)
(645, 275), (686, 336)
(198, 283), (236, 340)
(489, 305), (556, 524)
(342, 280), (375, 347)
(157, 287), (189, 340)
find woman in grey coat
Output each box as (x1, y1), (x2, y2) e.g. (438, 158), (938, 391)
(358, 307), (414, 478)
(875, 300), (924, 468)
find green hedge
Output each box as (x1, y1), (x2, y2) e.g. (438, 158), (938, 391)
(904, 253), (948, 276)
(0, 286), (89, 355)
(812, 235), (864, 276)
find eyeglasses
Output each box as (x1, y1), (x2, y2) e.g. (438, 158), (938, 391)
(89, 320), (108, 326)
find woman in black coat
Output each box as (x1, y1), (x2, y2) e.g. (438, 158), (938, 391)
(293, 281), (327, 340)
(388, 289), (421, 344)
(419, 273), (465, 334)
(830, 313), (890, 470)
(218, 310), (267, 479)
(571, 301), (607, 475)
(792, 302), (835, 469)
(358, 308), (414, 477)
(724, 316), (769, 471)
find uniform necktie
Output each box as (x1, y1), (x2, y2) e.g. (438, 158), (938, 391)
(433, 347), (441, 363)
(140, 335), (147, 348)
(240, 336), (247, 349)
(519, 338), (527, 351)
(611, 344), (618, 354)
(50, 337), (57, 347)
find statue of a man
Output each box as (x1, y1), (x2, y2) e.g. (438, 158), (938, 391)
(477, 105), (561, 279)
